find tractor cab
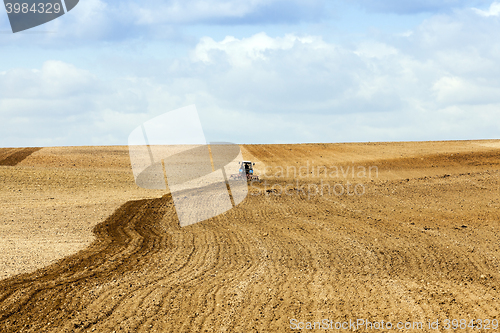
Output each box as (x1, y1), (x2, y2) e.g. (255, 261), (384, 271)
(239, 161), (255, 177)
(230, 161), (259, 181)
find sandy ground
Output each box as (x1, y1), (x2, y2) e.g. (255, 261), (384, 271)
(0, 146), (162, 279)
(0, 140), (499, 332)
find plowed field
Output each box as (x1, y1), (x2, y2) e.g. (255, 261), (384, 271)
(0, 148), (42, 166)
(0, 141), (499, 332)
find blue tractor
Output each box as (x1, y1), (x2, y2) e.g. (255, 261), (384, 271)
(231, 161), (259, 181)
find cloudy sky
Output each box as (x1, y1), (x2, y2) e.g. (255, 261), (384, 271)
(1, 0), (499, 146)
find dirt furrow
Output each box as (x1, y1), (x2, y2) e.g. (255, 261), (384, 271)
(1, 143), (500, 332)
(0, 148), (42, 166)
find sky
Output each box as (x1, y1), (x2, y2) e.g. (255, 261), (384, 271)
(0, 0), (499, 146)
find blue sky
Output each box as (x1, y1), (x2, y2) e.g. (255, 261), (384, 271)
(0, 0), (499, 146)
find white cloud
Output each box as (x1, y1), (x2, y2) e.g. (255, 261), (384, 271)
(184, 10), (500, 142)
(354, 41), (399, 58)
(433, 76), (500, 104)
(0, 60), (151, 146)
(2, 2), (500, 146)
(192, 32), (321, 66)
(473, 1), (500, 16)
(2, 0), (324, 43)
(395, 30), (414, 37)
(0, 61), (101, 100)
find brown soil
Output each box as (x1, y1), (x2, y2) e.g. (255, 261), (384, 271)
(0, 146), (161, 280)
(0, 148), (42, 166)
(1, 140), (500, 332)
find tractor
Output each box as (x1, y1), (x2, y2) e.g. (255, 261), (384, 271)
(230, 161), (259, 181)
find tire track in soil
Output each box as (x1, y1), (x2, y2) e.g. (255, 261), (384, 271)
(0, 198), (172, 332)
(0, 148), (42, 166)
(1, 147), (500, 332)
